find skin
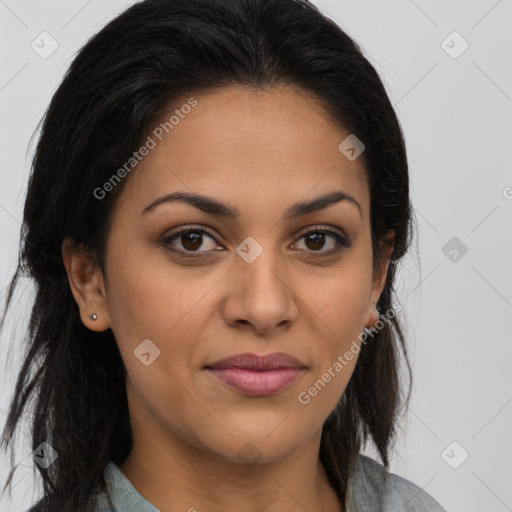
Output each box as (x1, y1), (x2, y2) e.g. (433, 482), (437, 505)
(62, 84), (393, 512)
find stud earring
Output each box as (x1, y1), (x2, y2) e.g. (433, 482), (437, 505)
(89, 313), (98, 321)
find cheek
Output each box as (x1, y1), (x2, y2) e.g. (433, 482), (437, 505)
(306, 257), (373, 341)
(103, 241), (231, 412)
(298, 255), (373, 407)
(104, 238), (212, 341)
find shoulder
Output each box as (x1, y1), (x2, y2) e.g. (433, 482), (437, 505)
(347, 454), (447, 512)
(27, 493), (114, 512)
(26, 461), (152, 512)
(26, 481), (114, 512)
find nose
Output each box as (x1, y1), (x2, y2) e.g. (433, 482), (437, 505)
(221, 247), (299, 335)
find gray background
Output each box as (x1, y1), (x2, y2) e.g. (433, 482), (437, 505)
(1, 1), (511, 510)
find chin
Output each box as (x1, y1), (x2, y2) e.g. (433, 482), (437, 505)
(196, 426), (310, 466)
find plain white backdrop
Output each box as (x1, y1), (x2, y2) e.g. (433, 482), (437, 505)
(1, 1), (511, 510)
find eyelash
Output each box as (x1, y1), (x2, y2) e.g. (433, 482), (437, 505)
(160, 225), (351, 258)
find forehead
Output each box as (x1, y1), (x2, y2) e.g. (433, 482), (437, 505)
(116, 85), (369, 220)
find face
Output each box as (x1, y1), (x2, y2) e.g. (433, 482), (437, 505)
(64, 84), (392, 465)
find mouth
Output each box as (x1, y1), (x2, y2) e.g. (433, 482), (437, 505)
(204, 352), (307, 397)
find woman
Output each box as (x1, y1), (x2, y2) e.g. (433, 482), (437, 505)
(1, 0), (446, 510)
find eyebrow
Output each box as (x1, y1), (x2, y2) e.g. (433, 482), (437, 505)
(141, 190), (362, 220)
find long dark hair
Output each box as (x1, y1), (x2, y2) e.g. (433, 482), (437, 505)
(0, 0), (414, 510)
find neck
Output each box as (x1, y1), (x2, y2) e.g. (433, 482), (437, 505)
(118, 428), (343, 512)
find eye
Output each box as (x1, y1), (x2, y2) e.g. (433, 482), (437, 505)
(161, 226), (222, 256)
(292, 227), (351, 256)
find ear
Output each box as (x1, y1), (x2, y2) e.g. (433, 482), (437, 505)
(61, 237), (111, 332)
(364, 231), (395, 328)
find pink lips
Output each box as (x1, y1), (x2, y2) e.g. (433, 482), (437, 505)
(205, 352), (306, 396)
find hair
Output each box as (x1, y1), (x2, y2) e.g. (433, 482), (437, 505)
(0, 0), (414, 510)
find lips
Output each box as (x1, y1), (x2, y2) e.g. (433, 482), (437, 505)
(205, 352), (306, 396)
(206, 352), (306, 371)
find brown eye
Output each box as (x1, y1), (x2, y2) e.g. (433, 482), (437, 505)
(304, 232), (326, 251)
(293, 228), (351, 255)
(162, 227), (221, 254)
(180, 231), (203, 251)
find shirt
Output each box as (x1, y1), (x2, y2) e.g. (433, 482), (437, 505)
(28, 454), (447, 511)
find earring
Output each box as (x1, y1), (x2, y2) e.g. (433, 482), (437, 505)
(89, 313), (98, 321)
